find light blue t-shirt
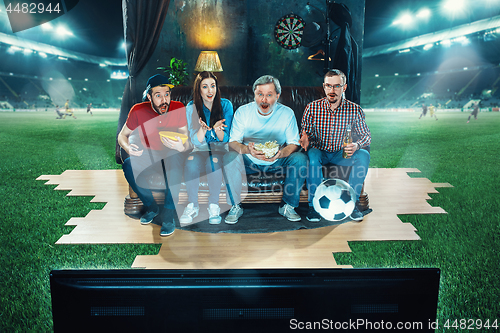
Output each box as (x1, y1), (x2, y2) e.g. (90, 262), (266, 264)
(229, 101), (300, 165)
(186, 98), (233, 147)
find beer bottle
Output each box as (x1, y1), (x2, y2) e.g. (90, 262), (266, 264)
(342, 124), (352, 159)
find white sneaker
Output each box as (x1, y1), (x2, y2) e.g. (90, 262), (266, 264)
(207, 203), (222, 224)
(179, 203), (199, 224)
(279, 203), (301, 222)
(224, 204), (243, 224)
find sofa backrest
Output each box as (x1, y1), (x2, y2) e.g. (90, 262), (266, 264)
(170, 86), (324, 127)
(116, 86), (325, 163)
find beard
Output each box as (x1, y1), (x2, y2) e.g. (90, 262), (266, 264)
(326, 92), (340, 104)
(152, 101), (170, 114)
(258, 101), (275, 114)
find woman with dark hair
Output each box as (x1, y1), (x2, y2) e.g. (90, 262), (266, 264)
(181, 71), (234, 224)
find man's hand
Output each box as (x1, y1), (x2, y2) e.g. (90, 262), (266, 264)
(129, 143), (143, 156)
(248, 142), (284, 162)
(248, 142), (267, 160)
(161, 136), (185, 152)
(299, 130), (310, 151)
(344, 142), (358, 158)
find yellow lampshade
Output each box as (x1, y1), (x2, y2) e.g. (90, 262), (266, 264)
(194, 51), (223, 72)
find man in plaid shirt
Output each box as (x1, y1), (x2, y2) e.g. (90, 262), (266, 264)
(299, 69), (371, 222)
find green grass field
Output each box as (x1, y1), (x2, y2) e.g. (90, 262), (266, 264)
(0, 109), (499, 331)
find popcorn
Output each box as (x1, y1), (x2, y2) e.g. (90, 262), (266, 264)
(254, 141), (279, 158)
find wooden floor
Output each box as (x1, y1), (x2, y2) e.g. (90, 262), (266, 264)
(37, 168), (452, 269)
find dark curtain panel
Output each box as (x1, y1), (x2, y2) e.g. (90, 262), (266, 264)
(115, 0), (171, 164)
(333, 25), (359, 105)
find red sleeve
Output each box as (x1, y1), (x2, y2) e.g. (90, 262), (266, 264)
(125, 104), (140, 131)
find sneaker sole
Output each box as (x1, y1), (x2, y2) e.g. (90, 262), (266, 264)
(209, 216), (222, 224)
(279, 211), (301, 222)
(306, 216), (321, 222)
(350, 215), (364, 222)
(160, 230), (175, 237)
(179, 211), (199, 224)
(224, 209), (243, 224)
(279, 208), (302, 222)
(140, 212), (159, 225)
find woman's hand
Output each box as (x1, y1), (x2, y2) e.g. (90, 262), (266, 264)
(213, 119), (227, 132)
(198, 118), (211, 131)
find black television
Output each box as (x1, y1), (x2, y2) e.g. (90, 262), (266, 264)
(50, 268), (440, 332)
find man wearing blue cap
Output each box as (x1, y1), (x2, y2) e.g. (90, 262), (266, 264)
(118, 74), (189, 236)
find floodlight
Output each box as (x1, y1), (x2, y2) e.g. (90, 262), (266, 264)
(399, 48), (410, 53)
(441, 39), (452, 47)
(423, 43), (434, 50)
(85, 78), (88, 81)
(38, 52), (48, 58)
(41, 22), (53, 31)
(417, 73), (421, 76)
(442, 0), (466, 16)
(376, 85), (381, 88)
(375, 74), (379, 77)
(393, 12), (414, 27)
(450, 36), (470, 46)
(395, 73), (399, 76)
(23, 48), (33, 55)
(99, 63), (107, 67)
(8, 46), (21, 54)
(58, 56), (68, 60)
(463, 67), (468, 70)
(56, 25), (74, 37)
(416, 8), (431, 20)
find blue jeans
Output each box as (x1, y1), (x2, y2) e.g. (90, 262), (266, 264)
(184, 151), (224, 205)
(306, 148), (370, 204)
(222, 151), (308, 208)
(122, 149), (185, 210)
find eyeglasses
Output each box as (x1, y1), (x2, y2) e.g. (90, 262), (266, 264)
(323, 83), (345, 90)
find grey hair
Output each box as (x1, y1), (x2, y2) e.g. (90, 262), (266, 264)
(324, 69), (347, 86)
(253, 75), (282, 95)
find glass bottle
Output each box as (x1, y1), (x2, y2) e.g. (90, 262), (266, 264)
(342, 124), (352, 159)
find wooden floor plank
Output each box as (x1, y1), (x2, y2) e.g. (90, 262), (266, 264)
(38, 168), (452, 269)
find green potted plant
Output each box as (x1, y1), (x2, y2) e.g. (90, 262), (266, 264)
(157, 57), (189, 86)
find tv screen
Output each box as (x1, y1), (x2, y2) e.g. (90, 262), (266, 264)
(50, 268), (440, 332)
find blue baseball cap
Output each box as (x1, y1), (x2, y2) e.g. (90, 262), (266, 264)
(143, 74), (174, 101)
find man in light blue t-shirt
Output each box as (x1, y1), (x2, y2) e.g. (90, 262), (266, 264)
(222, 75), (307, 224)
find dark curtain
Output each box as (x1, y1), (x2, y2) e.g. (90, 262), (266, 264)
(115, 0), (171, 164)
(332, 24), (360, 105)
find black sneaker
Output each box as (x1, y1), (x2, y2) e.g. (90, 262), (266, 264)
(140, 205), (159, 225)
(160, 209), (175, 237)
(350, 207), (364, 222)
(306, 206), (321, 222)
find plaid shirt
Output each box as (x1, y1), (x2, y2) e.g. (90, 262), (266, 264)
(301, 97), (371, 152)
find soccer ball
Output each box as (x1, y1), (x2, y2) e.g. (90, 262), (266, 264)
(312, 179), (356, 221)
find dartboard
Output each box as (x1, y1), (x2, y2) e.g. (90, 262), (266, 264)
(274, 13), (305, 49)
